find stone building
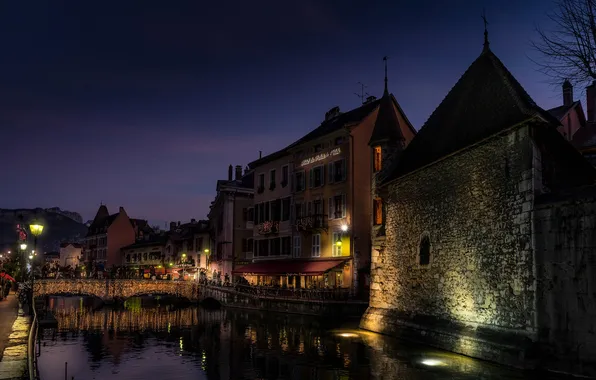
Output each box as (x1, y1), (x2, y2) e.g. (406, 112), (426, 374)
(207, 165), (254, 281)
(361, 34), (596, 376)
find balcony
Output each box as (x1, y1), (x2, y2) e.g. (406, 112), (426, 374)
(257, 221), (280, 235)
(294, 214), (327, 232)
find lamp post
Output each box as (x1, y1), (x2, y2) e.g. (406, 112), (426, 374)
(29, 221), (44, 310)
(181, 253), (187, 280)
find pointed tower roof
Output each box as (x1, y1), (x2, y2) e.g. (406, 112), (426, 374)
(369, 56), (408, 146)
(383, 46), (560, 184)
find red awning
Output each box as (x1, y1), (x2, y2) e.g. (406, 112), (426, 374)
(233, 259), (346, 276)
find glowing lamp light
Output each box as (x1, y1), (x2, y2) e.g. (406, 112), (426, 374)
(29, 223), (44, 237)
(340, 224), (348, 232)
(169, 263), (173, 266)
(182, 253), (187, 258)
(0, 255), (3, 258)
(20, 243), (27, 251)
(336, 240), (342, 247)
(7, 251), (10, 254)
(338, 333), (358, 338)
(28, 255), (33, 260)
(31, 250), (35, 254)
(420, 359), (444, 367)
(204, 249), (210, 253)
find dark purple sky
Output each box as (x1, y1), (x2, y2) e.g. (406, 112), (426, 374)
(0, 0), (571, 227)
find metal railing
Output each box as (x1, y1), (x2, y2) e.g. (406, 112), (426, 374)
(229, 284), (354, 301)
(27, 297), (40, 380)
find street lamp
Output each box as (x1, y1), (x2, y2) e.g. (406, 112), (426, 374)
(28, 221), (44, 312)
(181, 253), (187, 280)
(20, 243), (27, 251)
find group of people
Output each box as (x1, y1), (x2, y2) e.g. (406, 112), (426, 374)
(0, 270), (14, 300)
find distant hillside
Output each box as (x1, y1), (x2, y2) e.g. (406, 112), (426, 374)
(0, 208), (88, 252)
(44, 207), (83, 223)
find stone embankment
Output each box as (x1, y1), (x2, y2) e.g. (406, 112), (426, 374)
(0, 295), (30, 380)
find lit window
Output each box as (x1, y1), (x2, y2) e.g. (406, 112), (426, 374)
(373, 146), (382, 172)
(332, 232), (342, 256)
(373, 198), (383, 225)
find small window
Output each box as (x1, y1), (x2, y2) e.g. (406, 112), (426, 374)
(335, 136), (344, 146)
(312, 234), (321, 257)
(332, 232), (342, 256)
(419, 234), (430, 266)
(295, 171), (305, 192)
(309, 166), (324, 188)
(373, 198), (383, 225)
(373, 146), (382, 172)
(281, 165), (289, 186)
(269, 169), (276, 189)
(293, 236), (301, 257)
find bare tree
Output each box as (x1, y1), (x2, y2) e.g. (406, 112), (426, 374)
(532, 0), (596, 86)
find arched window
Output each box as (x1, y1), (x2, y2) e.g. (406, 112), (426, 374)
(419, 234), (430, 266)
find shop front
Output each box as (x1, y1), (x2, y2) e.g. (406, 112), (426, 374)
(233, 259), (349, 288)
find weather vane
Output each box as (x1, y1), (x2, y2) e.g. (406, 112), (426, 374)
(482, 8), (489, 50)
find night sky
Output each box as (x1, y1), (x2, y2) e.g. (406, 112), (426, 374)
(0, 0), (568, 227)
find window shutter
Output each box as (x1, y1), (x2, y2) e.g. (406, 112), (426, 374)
(342, 194), (347, 218)
(328, 163), (334, 183)
(328, 197), (334, 219)
(307, 201), (312, 216)
(342, 159), (347, 180)
(308, 169), (313, 188)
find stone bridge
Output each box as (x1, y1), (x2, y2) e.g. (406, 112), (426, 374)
(33, 279), (230, 303)
(33, 279), (368, 316)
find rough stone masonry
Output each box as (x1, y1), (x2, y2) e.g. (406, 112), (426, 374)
(361, 122), (596, 376)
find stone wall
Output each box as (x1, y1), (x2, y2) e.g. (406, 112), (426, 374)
(361, 126), (538, 366)
(535, 194), (596, 375)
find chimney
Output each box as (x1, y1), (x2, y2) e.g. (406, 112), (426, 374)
(177, 221), (181, 227)
(325, 106), (341, 121)
(365, 95), (377, 104)
(228, 164), (233, 181)
(119, 206), (124, 213)
(259, 151), (262, 159)
(563, 80), (573, 107)
(191, 218), (196, 224)
(169, 222), (176, 231)
(235, 165), (242, 180)
(587, 81), (596, 122)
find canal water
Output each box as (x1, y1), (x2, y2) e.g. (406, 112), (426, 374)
(37, 296), (562, 380)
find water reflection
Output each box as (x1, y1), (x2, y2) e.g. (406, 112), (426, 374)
(38, 296), (562, 380)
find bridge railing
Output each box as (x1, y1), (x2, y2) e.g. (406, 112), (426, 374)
(228, 284), (354, 301)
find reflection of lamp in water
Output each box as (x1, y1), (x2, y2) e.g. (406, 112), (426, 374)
(420, 359), (444, 366)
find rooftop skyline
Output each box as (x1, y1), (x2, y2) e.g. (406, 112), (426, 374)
(0, 0), (576, 226)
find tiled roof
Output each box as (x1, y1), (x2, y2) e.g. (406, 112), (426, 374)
(60, 242), (82, 248)
(122, 236), (167, 250)
(293, 99), (381, 147)
(383, 48), (560, 184)
(249, 99), (382, 170)
(369, 93), (416, 146)
(548, 103), (576, 120)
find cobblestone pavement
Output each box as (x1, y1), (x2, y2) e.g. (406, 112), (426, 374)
(0, 293), (29, 379)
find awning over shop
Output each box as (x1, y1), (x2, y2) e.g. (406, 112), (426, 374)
(233, 259), (346, 276)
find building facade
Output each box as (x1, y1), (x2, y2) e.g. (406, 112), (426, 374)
(361, 37), (596, 376)
(234, 85), (415, 292)
(59, 243), (82, 267)
(243, 150), (293, 285)
(207, 165), (254, 281)
(83, 205), (136, 269)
